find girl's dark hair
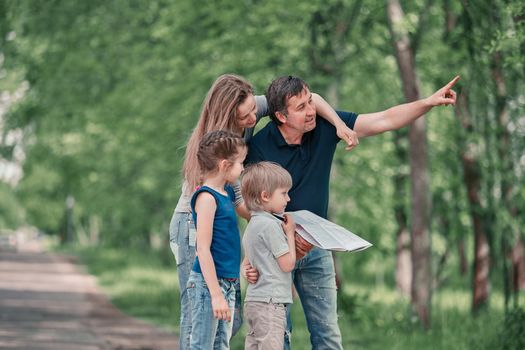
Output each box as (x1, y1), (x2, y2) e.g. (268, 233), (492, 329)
(197, 130), (246, 179)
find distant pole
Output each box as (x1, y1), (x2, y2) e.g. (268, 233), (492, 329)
(66, 195), (75, 243)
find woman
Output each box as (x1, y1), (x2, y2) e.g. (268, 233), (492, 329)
(169, 74), (356, 350)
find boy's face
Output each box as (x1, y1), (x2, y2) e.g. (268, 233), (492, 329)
(264, 187), (291, 214)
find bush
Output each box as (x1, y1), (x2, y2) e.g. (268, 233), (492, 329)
(500, 308), (525, 350)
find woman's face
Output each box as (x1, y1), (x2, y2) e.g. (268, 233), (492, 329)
(236, 94), (257, 130)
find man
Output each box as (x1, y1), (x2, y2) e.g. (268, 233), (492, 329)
(245, 75), (458, 349)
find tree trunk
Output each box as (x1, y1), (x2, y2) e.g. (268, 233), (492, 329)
(471, 216), (490, 313)
(393, 130), (411, 296)
(387, 0), (431, 328)
(491, 51), (525, 306)
(462, 150), (490, 313)
(455, 91), (491, 312)
(458, 238), (468, 276)
(511, 238), (525, 292)
(396, 224), (412, 295)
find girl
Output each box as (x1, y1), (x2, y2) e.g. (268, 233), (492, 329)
(169, 74), (357, 350)
(187, 130), (247, 349)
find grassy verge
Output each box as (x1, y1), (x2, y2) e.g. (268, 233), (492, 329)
(57, 244), (508, 350)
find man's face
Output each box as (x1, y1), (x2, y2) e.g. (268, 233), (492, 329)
(279, 88), (317, 134)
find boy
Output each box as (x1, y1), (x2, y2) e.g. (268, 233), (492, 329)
(240, 161), (296, 350)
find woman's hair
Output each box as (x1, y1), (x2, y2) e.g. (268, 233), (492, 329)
(183, 74), (254, 192)
(197, 130), (246, 182)
(241, 161), (292, 212)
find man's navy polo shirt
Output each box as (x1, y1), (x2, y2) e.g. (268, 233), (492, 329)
(245, 111), (358, 219)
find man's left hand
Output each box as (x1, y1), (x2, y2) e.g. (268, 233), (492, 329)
(336, 124), (359, 151)
(295, 232), (314, 259)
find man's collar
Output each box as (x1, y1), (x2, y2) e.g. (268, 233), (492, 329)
(268, 121), (290, 147)
(269, 121), (306, 146)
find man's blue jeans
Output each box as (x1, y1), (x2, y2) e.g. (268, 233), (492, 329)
(169, 211), (243, 350)
(284, 247), (343, 350)
(187, 271), (237, 350)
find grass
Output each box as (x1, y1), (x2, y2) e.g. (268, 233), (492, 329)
(55, 243), (516, 350)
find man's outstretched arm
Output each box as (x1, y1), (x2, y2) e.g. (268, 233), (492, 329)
(353, 76), (459, 138)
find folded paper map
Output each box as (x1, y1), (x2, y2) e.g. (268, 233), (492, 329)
(276, 210), (372, 252)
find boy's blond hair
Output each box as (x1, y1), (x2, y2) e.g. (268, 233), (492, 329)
(241, 161), (292, 212)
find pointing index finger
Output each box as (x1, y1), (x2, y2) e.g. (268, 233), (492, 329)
(446, 75), (460, 89)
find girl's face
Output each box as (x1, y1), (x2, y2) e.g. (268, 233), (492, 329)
(236, 94), (257, 130)
(225, 147), (247, 183)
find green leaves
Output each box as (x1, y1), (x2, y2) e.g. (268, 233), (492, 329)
(1, 0), (523, 267)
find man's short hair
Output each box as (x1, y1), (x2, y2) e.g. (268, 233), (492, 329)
(266, 76), (309, 125)
(241, 161), (292, 212)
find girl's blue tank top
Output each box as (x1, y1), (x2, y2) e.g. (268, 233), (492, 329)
(190, 185), (241, 278)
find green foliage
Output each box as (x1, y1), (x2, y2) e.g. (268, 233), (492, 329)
(15, 159), (65, 232)
(500, 308), (525, 350)
(0, 183), (23, 229)
(1, 0), (524, 336)
(2, 0), (418, 248)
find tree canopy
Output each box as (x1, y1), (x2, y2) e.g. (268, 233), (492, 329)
(1, 0), (524, 323)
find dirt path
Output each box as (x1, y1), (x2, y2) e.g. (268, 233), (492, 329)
(0, 237), (179, 350)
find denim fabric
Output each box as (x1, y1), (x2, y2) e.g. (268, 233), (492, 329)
(169, 212), (196, 350)
(187, 271), (237, 350)
(169, 211), (243, 350)
(284, 247), (343, 350)
(232, 281), (243, 336)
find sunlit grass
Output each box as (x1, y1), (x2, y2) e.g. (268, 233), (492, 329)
(56, 244), (514, 350)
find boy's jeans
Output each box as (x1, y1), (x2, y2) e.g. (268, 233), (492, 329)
(284, 247), (343, 350)
(187, 271), (237, 350)
(169, 211), (243, 350)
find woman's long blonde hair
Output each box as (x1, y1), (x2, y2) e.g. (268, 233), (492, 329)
(183, 74), (253, 193)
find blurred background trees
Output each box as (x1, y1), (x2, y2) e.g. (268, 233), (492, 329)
(1, 0), (524, 334)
